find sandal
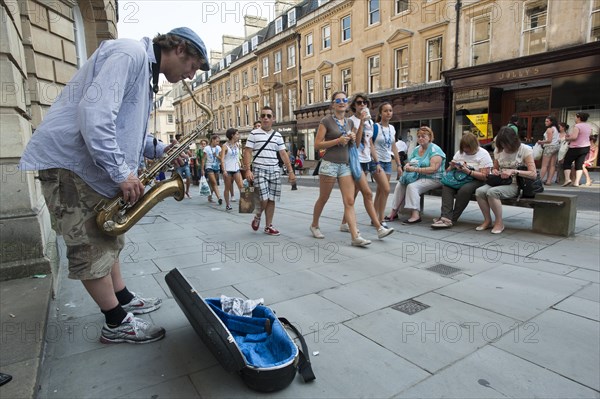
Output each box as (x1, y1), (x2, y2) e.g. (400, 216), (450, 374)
(384, 210), (398, 222)
(431, 218), (452, 229)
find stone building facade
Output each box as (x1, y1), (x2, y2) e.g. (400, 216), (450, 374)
(1, 0), (117, 281)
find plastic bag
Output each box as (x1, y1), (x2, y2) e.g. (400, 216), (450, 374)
(199, 176), (210, 196)
(532, 143), (543, 161)
(558, 141), (569, 161)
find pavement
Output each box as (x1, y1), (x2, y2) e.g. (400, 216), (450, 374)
(1, 173), (599, 399)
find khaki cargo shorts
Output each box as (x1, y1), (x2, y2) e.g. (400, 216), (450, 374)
(38, 169), (124, 280)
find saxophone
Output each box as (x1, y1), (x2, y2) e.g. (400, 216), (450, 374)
(96, 81), (213, 236)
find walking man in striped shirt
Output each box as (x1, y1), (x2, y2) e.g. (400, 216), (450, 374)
(243, 107), (296, 235)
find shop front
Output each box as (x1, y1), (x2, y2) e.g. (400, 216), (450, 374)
(444, 42), (600, 153)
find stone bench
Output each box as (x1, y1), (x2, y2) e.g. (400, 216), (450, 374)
(420, 188), (577, 237)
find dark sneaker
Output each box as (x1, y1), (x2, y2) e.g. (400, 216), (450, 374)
(122, 292), (162, 315)
(251, 216), (261, 231)
(100, 313), (165, 344)
(264, 225), (280, 236)
(226, 205), (233, 211)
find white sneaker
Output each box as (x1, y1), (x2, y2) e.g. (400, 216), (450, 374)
(351, 236), (371, 247)
(340, 223), (359, 234)
(377, 227), (394, 239)
(310, 225), (325, 239)
(231, 197), (237, 202)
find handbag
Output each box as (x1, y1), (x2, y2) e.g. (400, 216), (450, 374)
(441, 169), (474, 189)
(312, 159), (322, 176)
(348, 145), (362, 180)
(486, 174), (513, 186)
(199, 176), (210, 196)
(532, 143), (543, 161)
(400, 171), (419, 185)
(558, 141), (569, 161)
(516, 165), (544, 198)
(238, 186), (256, 213)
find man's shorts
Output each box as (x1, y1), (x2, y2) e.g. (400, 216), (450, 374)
(38, 169), (125, 280)
(253, 167), (282, 202)
(176, 164), (191, 178)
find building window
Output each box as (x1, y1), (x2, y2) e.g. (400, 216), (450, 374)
(73, 5), (88, 67)
(590, 0), (600, 41)
(306, 79), (314, 104)
(251, 36), (259, 50)
(396, 0), (409, 14)
(287, 44), (296, 67)
(226, 80), (231, 95)
(219, 83), (224, 98)
(322, 74), (332, 101)
(252, 66), (258, 83)
(254, 102), (259, 122)
(242, 42), (249, 55)
(236, 106), (241, 126)
(228, 110), (232, 127)
(341, 15), (351, 42)
(274, 51), (282, 73)
(288, 88), (297, 120)
(341, 68), (351, 94)
(288, 9), (296, 26)
(275, 17), (283, 34)
(275, 92), (283, 120)
(368, 55), (380, 93)
(522, 1), (547, 55)
(245, 104), (250, 125)
(426, 36), (442, 82)
(167, 114), (174, 124)
(220, 111), (225, 130)
(394, 46), (409, 88)
(369, 0), (380, 25)
(233, 74), (240, 91)
(471, 17), (490, 66)
(242, 71), (248, 87)
(263, 94), (270, 107)
(322, 25), (331, 49)
(306, 33), (314, 56)
(262, 57), (269, 77)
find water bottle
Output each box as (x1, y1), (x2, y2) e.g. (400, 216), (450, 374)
(363, 108), (371, 120)
(243, 179), (249, 188)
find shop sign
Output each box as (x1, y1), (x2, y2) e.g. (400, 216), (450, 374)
(466, 114), (491, 139)
(498, 67), (540, 80)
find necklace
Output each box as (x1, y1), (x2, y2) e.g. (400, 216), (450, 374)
(332, 115), (348, 136)
(381, 124), (392, 148)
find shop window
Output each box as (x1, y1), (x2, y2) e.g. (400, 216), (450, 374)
(426, 37), (443, 82)
(394, 46), (409, 89)
(471, 17), (490, 66)
(368, 55), (380, 93)
(342, 68), (352, 94)
(591, 0), (600, 41)
(322, 74), (332, 101)
(522, 1), (547, 55)
(369, 0), (380, 25)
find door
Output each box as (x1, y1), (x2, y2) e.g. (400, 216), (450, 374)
(517, 113), (547, 143)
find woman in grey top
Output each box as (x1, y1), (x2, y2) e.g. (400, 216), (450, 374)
(309, 92), (371, 247)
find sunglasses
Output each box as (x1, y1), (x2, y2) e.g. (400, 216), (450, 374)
(333, 98), (348, 104)
(355, 100), (368, 105)
(260, 114), (273, 119)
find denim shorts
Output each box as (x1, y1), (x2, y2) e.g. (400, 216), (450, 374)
(176, 164), (191, 178)
(319, 160), (351, 178)
(378, 161), (392, 174)
(361, 161), (377, 174)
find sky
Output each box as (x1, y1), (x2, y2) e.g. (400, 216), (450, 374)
(117, 0), (277, 55)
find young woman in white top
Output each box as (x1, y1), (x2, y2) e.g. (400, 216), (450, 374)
(339, 94), (394, 240)
(220, 128), (244, 210)
(537, 115), (560, 186)
(371, 102), (402, 224)
(202, 134), (222, 205)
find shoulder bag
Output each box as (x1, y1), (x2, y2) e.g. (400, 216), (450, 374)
(441, 168), (474, 189)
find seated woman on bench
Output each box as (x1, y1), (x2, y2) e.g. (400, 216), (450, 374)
(431, 132), (493, 228)
(474, 126), (537, 234)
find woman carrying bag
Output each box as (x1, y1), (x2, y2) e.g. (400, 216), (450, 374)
(431, 133), (492, 229)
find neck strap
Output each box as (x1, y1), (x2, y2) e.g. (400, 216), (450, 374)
(152, 43), (162, 94)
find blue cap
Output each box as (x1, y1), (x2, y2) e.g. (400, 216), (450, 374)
(168, 27), (210, 71)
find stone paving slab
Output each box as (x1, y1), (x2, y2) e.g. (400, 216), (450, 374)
(346, 292), (518, 373)
(553, 296), (600, 321)
(434, 264), (587, 321)
(493, 309), (600, 391)
(396, 345), (599, 399)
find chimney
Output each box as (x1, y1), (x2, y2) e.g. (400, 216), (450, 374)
(222, 35), (245, 55)
(274, 0), (301, 17)
(210, 50), (222, 65)
(244, 15), (268, 38)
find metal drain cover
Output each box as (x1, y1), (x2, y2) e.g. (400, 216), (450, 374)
(392, 299), (430, 315)
(426, 264), (462, 276)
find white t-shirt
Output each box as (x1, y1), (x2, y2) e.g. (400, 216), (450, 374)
(395, 139), (408, 153)
(373, 123), (396, 162)
(451, 147), (493, 170)
(350, 115), (374, 163)
(204, 145), (221, 170)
